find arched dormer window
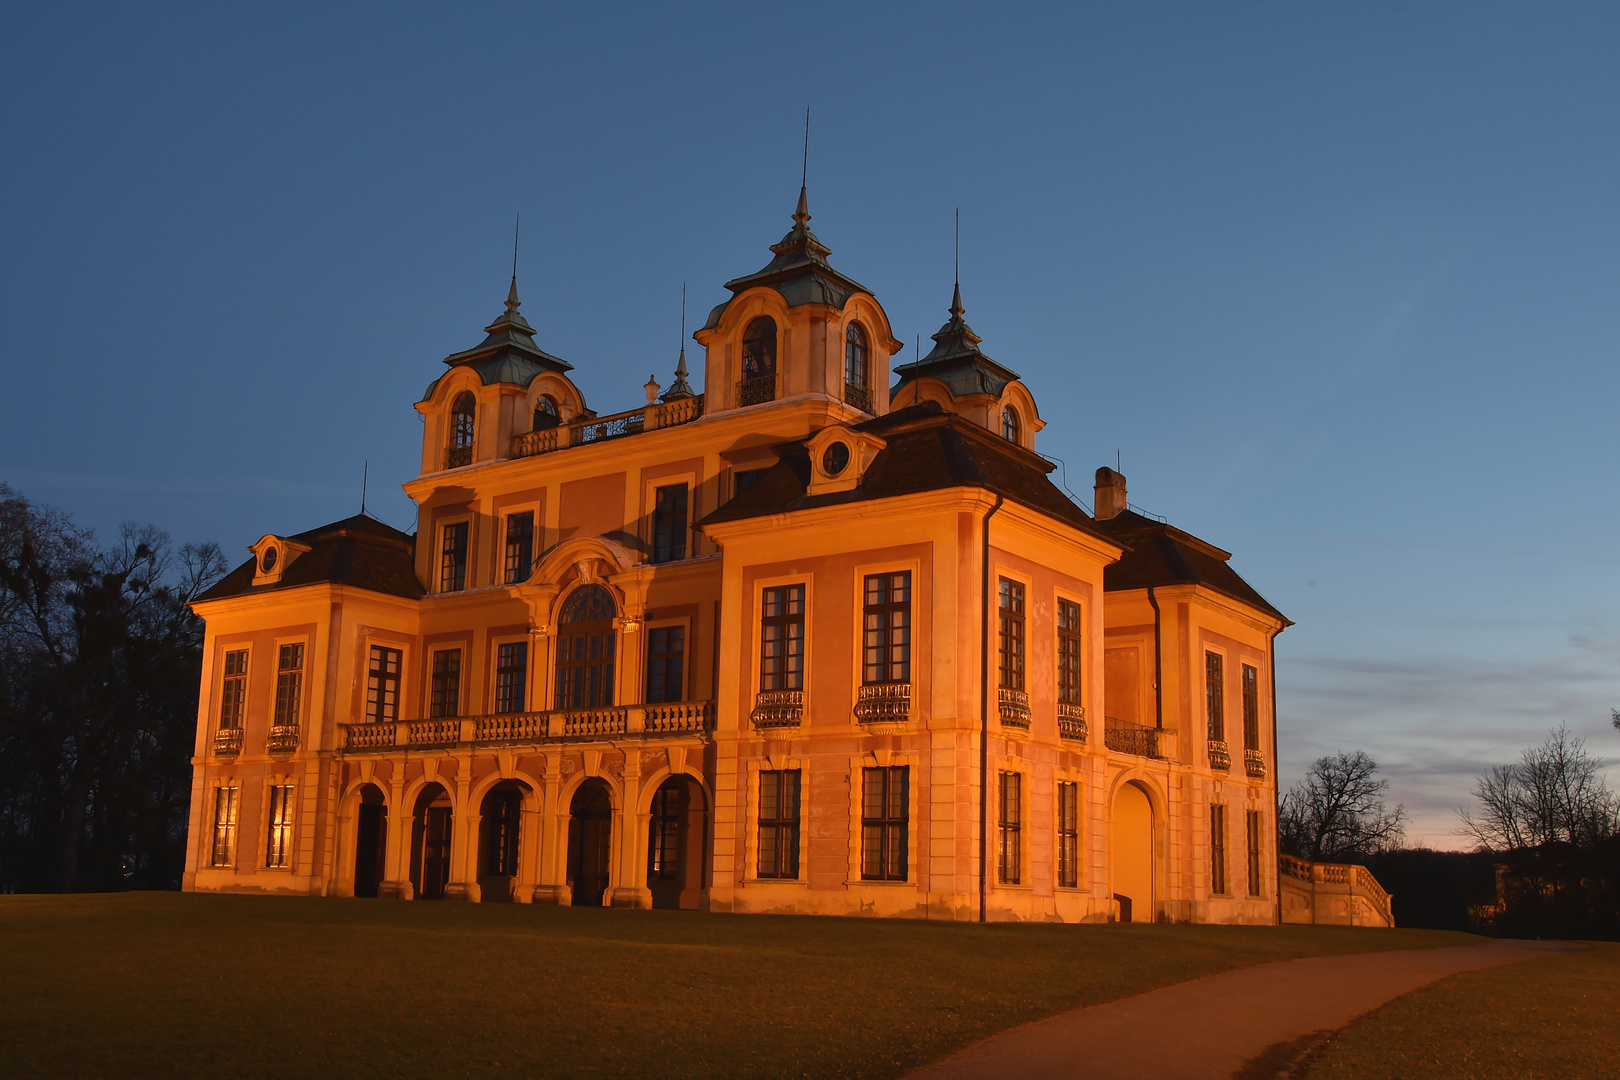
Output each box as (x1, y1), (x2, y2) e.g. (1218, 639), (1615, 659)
(1001, 405), (1021, 444)
(448, 391), (477, 468)
(739, 317), (778, 406)
(555, 584), (617, 709)
(844, 323), (871, 412)
(533, 394), (560, 431)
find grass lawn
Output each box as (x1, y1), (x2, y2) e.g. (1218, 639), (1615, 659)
(2, 892), (1471, 1079)
(1301, 940), (1620, 1080)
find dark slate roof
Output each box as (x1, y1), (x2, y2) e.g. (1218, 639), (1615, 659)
(196, 514), (423, 603)
(702, 188), (872, 330)
(892, 284), (1022, 399)
(421, 280), (572, 402)
(699, 402), (1116, 546)
(1091, 509), (1290, 625)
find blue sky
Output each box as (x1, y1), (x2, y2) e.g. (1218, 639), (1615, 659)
(3, 3), (1617, 845)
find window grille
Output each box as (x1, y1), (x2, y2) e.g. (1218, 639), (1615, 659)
(1211, 804), (1229, 895)
(1001, 406), (1020, 443)
(273, 644), (303, 728)
(211, 786), (239, 867)
(997, 578), (1025, 692)
(862, 571), (911, 685)
(1241, 664), (1259, 751)
(757, 769), (801, 879)
(495, 642), (528, 714)
(219, 650), (248, 730)
(440, 522), (468, 592)
(1246, 809), (1264, 898)
(366, 646), (401, 723)
(266, 784), (293, 868)
(759, 585), (805, 692)
(452, 392), (476, 446)
(861, 766), (908, 881)
(485, 791), (520, 876)
(742, 317), (777, 379)
(1205, 651), (1225, 742)
(532, 394), (561, 430)
(652, 484), (688, 563)
(644, 626), (685, 704)
(1057, 599), (1082, 705)
(1057, 781), (1080, 888)
(430, 649), (461, 718)
(504, 512), (534, 584)
(555, 585), (615, 709)
(650, 784), (681, 880)
(998, 771), (1022, 885)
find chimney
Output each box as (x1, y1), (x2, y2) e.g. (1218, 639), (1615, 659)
(1094, 467), (1127, 521)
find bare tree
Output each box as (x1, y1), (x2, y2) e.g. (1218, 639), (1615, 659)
(1279, 750), (1406, 861)
(1461, 726), (1618, 853)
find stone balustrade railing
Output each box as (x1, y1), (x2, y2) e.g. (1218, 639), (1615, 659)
(341, 701), (714, 751)
(510, 394), (705, 461)
(1280, 853), (1393, 926)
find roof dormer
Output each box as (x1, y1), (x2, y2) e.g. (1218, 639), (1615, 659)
(249, 534), (311, 587)
(804, 424), (886, 496)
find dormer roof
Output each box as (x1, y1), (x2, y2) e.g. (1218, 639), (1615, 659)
(892, 283), (1022, 399)
(422, 279), (573, 402)
(196, 514), (422, 604)
(702, 188), (872, 330)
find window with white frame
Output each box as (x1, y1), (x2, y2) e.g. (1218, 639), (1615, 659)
(998, 771), (1022, 885)
(860, 766), (908, 881)
(219, 649), (248, 730)
(1057, 780), (1080, 888)
(758, 769), (801, 880)
(273, 644), (303, 728)
(266, 784), (293, 868)
(366, 645), (401, 723)
(211, 786), (239, 867)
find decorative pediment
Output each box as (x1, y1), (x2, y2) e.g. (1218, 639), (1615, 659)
(248, 534), (312, 587)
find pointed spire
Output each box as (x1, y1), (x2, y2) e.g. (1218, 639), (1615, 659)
(505, 275), (521, 315)
(950, 280), (964, 321)
(662, 282), (695, 400)
(794, 184), (811, 230)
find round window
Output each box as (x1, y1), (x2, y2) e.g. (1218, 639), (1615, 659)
(822, 442), (851, 476)
(260, 547), (278, 573)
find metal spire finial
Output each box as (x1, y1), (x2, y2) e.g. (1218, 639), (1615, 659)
(950, 208), (965, 319)
(793, 107), (811, 229)
(506, 212), (522, 313)
(662, 282), (695, 400)
(360, 461), (369, 515)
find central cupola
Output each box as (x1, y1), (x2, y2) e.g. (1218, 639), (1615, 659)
(694, 186), (901, 417)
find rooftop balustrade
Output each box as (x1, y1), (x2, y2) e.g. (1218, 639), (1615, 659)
(340, 701), (713, 751)
(509, 395), (705, 461)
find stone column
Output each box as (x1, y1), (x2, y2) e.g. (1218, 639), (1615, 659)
(611, 751), (652, 909)
(533, 751), (568, 905)
(380, 768), (411, 900)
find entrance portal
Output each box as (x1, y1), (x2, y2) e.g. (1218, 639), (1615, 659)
(647, 775), (707, 910)
(410, 783), (452, 900)
(353, 784), (387, 898)
(567, 779), (613, 907)
(1111, 781), (1153, 922)
(478, 781), (525, 903)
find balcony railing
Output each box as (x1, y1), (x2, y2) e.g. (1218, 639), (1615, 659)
(510, 395), (705, 461)
(854, 681), (911, 724)
(997, 687), (1032, 729)
(1104, 716), (1168, 759)
(340, 701), (714, 751)
(737, 374), (776, 407)
(1244, 748), (1266, 780)
(444, 444), (473, 469)
(750, 689), (804, 730)
(266, 725), (300, 755)
(1057, 702), (1088, 742)
(213, 727), (244, 757)
(1280, 854), (1393, 926)
(844, 381), (873, 413)
(1208, 738), (1232, 771)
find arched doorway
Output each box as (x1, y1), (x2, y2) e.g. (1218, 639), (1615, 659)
(353, 783), (387, 899)
(647, 775), (708, 910)
(409, 783), (453, 900)
(567, 778), (613, 906)
(478, 781), (526, 903)
(555, 585), (616, 709)
(1111, 781), (1154, 923)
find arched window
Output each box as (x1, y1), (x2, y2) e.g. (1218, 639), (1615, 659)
(1001, 405), (1021, 444)
(452, 392), (476, 447)
(742, 317), (777, 379)
(533, 394), (560, 431)
(844, 323), (868, 389)
(556, 584), (617, 709)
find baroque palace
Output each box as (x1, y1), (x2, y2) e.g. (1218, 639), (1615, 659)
(184, 187), (1293, 923)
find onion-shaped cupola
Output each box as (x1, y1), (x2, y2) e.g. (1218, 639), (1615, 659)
(422, 277), (574, 402)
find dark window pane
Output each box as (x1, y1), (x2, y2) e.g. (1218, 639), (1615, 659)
(652, 484), (689, 563)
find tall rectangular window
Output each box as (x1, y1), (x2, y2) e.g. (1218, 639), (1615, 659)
(1247, 809), (1264, 898)
(1057, 599), (1082, 705)
(211, 786), (239, 867)
(862, 571), (911, 684)
(759, 584), (805, 692)
(1205, 651), (1225, 742)
(861, 766), (908, 881)
(219, 649), (248, 730)
(366, 645), (401, 724)
(440, 521), (468, 592)
(495, 642), (528, 714)
(998, 771), (1022, 885)
(645, 626), (685, 703)
(1211, 804), (1228, 895)
(1057, 780), (1080, 889)
(1241, 664), (1260, 751)
(273, 643), (303, 728)
(998, 578), (1025, 691)
(757, 769), (801, 880)
(652, 484), (689, 563)
(504, 512), (534, 585)
(430, 649), (461, 718)
(266, 784), (293, 868)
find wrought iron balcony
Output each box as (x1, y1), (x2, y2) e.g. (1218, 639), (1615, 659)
(1208, 738), (1232, 772)
(844, 381), (873, 413)
(266, 725), (300, 755)
(444, 444), (473, 469)
(212, 726), (244, 757)
(750, 689), (803, 729)
(854, 681), (911, 723)
(340, 701), (714, 751)
(997, 687), (1031, 729)
(1057, 702), (1088, 742)
(1103, 716), (1167, 759)
(1244, 748), (1266, 780)
(737, 374), (776, 407)
(509, 395), (705, 461)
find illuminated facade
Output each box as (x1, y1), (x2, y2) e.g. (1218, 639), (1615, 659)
(183, 188), (1290, 923)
